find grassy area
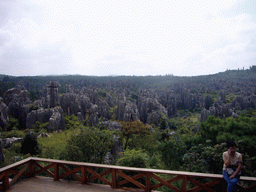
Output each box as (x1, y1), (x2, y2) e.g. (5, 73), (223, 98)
(38, 128), (78, 159)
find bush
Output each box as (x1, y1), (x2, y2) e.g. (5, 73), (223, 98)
(7, 116), (21, 131)
(60, 126), (115, 164)
(199, 114), (256, 156)
(157, 134), (186, 170)
(64, 114), (81, 129)
(118, 149), (149, 168)
(182, 141), (226, 174)
(118, 149), (151, 188)
(21, 132), (41, 155)
(29, 103), (39, 112)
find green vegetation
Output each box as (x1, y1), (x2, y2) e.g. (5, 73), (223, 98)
(21, 132), (41, 156)
(29, 103), (40, 112)
(38, 128), (73, 159)
(60, 126), (115, 164)
(1, 67), (256, 189)
(7, 116), (21, 131)
(97, 90), (107, 100)
(64, 114), (82, 129)
(118, 120), (151, 150)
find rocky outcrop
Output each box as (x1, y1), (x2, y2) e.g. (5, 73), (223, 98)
(3, 137), (23, 149)
(47, 81), (61, 108)
(0, 98), (9, 130)
(123, 101), (140, 122)
(116, 98), (126, 121)
(167, 95), (177, 117)
(106, 93), (114, 107)
(60, 93), (92, 119)
(116, 97), (140, 122)
(138, 97), (167, 125)
(219, 90), (226, 102)
(89, 104), (99, 126)
(201, 101), (235, 121)
(48, 107), (65, 132)
(4, 85), (31, 128)
(3, 84), (27, 106)
(39, 81), (61, 108)
(26, 106), (65, 132)
(230, 96), (246, 111)
(204, 94), (214, 110)
(97, 99), (111, 121)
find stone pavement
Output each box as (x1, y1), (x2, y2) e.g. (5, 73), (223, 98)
(7, 176), (146, 192)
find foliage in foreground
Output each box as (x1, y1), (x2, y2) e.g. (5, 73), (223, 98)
(21, 132), (41, 156)
(59, 126), (115, 164)
(199, 113), (256, 156)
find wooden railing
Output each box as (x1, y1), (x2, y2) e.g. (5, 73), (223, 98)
(0, 157), (255, 191)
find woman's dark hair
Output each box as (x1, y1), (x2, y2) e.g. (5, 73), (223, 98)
(227, 141), (237, 148)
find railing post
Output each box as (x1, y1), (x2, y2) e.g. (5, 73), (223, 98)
(29, 160), (35, 177)
(146, 172), (151, 192)
(81, 166), (87, 184)
(54, 163), (59, 181)
(112, 169), (117, 188)
(4, 171), (9, 190)
(182, 175), (187, 192)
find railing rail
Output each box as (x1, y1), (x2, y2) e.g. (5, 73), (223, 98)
(0, 157), (255, 191)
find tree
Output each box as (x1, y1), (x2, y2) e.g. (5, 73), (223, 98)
(21, 132), (41, 155)
(157, 134), (186, 170)
(60, 126), (115, 164)
(118, 120), (151, 150)
(199, 112), (256, 156)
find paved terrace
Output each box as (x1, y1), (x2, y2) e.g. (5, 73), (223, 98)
(7, 176), (137, 192)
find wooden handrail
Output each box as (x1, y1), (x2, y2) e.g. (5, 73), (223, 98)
(0, 157), (255, 191)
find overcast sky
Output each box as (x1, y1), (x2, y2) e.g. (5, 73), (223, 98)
(0, 0), (256, 76)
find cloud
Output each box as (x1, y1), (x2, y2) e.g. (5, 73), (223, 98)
(0, 0), (256, 76)
(178, 12), (256, 76)
(0, 0), (17, 27)
(0, 0), (73, 76)
(91, 54), (156, 76)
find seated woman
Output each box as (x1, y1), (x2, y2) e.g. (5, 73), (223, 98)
(223, 141), (242, 192)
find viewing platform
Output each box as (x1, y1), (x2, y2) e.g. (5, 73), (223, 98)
(0, 157), (255, 192)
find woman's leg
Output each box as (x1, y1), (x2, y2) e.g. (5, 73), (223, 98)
(223, 170), (239, 192)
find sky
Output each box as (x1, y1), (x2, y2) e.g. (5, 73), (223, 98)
(0, 0), (256, 77)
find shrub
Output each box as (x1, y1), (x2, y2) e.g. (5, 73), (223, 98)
(118, 149), (149, 168)
(29, 103), (39, 112)
(157, 134), (186, 170)
(60, 126), (115, 164)
(199, 113), (256, 156)
(21, 132), (41, 155)
(7, 116), (20, 131)
(182, 141), (227, 174)
(118, 149), (151, 188)
(64, 114), (81, 129)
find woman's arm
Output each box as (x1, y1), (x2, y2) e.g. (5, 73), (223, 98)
(223, 150), (231, 167)
(229, 162), (242, 179)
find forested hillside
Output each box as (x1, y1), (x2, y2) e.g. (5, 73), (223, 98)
(0, 67), (256, 190)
